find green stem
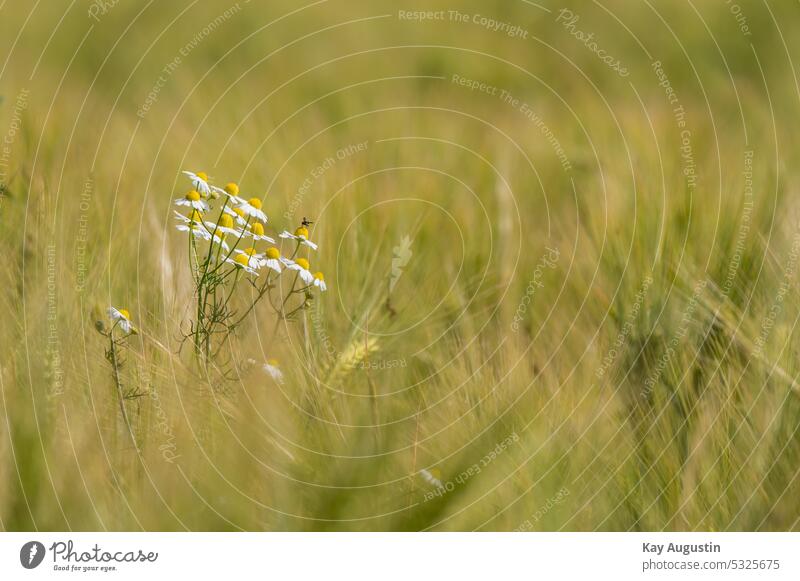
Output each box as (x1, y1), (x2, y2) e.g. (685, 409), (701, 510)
(207, 215), (252, 277)
(108, 325), (136, 448)
(230, 270), (274, 328)
(224, 269), (241, 305)
(196, 206), (251, 361)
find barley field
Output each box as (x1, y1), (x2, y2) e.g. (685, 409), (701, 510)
(2, 0), (800, 532)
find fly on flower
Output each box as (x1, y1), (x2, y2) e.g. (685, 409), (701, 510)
(279, 225), (318, 250)
(107, 307), (136, 334)
(182, 170), (212, 197)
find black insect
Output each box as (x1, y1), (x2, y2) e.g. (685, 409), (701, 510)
(301, 217), (314, 227)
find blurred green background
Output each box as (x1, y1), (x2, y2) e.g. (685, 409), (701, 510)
(2, 0), (800, 531)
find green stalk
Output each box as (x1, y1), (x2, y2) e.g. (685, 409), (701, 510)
(108, 323), (135, 447)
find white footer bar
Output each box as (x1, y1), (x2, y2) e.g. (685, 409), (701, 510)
(1, 533), (797, 579)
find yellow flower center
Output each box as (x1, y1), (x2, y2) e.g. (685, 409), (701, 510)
(265, 247), (280, 259)
(314, 271), (324, 281)
(196, 171), (208, 181)
(295, 258), (310, 270)
(185, 190), (201, 202)
(234, 208), (245, 218)
(251, 222), (265, 236)
(219, 214), (234, 228)
(295, 226), (309, 239)
(189, 209), (203, 223)
(234, 254), (250, 267)
(267, 358), (279, 367)
(118, 309), (131, 320)
(224, 182), (239, 196)
(248, 198), (262, 209)
(243, 247), (257, 256)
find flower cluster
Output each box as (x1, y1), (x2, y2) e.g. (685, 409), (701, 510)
(173, 170), (328, 368)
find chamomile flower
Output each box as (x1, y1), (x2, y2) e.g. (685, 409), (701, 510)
(174, 218), (204, 235)
(312, 271), (327, 291)
(224, 252), (261, 275)
(420, 468), (444, 489)
(246, 222), (276, 243)
(263, 359), (284, 383)
(227, 247), (264, 274)
(287, 257), (314, 284)
(194, 229), (229, 251)
(223, 205), (249, 227)
(262, 247), (283, 273)
(233, 246), (265, 262)
(175, 190), (209, 212)
(173, 209), (204, 224)
(279, 226), (318, 250)
(182, 170), (212, 197)
(176, 217), (229, 251)
(238, 197), (268, 223)
(210, 181), (246, 206)
(107, 307), (135, 334)
(205, 212), (241, 237)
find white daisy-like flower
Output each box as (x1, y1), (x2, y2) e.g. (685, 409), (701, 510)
(286, 257), (314, 284)
(176, 219), (229, 251)
(210, 181), (246, 206)
(174, 220), (205, 236)
(107, 307), (135, 334)
(175, 190), (209, 212)
(233, 246), (265, 265)
(186, 228), (229, 251)
(226, 248), (263, 275)
(279, 226), (318, 250)
(224, 255), (260, 275)
(312, 271), (327, 291)
(223, 205), (249, 227)
(238, 197), (268, 223)
(173, 209), (204, 225)
(262, 247), (284, 273)
(263, 359), (284, 383)
(245, 222), (276, 243)
(420, 468), (444, 489)
(204, 212), (242, 237)
(182, 170), (212, 197)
